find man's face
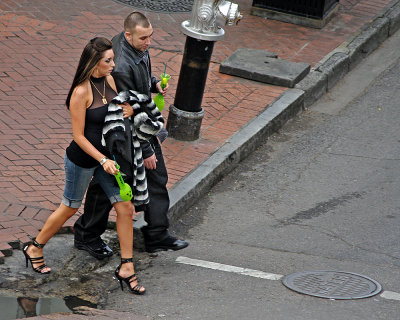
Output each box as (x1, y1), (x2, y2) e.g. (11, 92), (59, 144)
(125, 24), (153, 52)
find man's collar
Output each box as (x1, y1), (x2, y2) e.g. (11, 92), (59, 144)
(132, 46), (148, 59)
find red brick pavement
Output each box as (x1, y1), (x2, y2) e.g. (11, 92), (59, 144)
(0, 0), (392, 261)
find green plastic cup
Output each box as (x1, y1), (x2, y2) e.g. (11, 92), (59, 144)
(160, 73), (171, 89)
(154, 74), (171, 111)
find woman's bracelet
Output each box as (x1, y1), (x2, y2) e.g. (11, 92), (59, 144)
(99, 157), (108, 166)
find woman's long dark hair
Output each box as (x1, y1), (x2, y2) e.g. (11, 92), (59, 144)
(65, 37), (113, 109)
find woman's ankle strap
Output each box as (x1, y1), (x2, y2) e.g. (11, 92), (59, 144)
(121, 258), (133, 264)
(32, 238), (45, 249)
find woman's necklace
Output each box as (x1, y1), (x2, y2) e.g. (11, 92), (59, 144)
(90, 78), (107, 104)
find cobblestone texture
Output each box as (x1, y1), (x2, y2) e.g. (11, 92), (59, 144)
(112, 0), (194, 12)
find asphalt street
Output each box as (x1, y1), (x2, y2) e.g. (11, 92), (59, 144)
(102, 30), (400, 319)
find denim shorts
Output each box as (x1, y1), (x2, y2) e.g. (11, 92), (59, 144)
(62, 154), (123, 208)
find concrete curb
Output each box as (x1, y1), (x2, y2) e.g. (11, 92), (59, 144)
(168, 89), (304, 220)
(133, 89), (304, 233)
(156, 0), (400, 226)
(296, 0), (400, 107)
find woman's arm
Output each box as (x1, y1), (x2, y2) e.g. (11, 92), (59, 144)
(69, 83), (117, 175)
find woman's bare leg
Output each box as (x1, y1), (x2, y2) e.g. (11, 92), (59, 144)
(26, 203), (78, 272)
(114, 201), (145, 293)
(114, 201), (134, 260)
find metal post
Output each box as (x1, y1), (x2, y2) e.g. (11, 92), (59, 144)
(175, 37), (214, 113)
(167, 37), (214, 141)
(167, 0), (242, 141)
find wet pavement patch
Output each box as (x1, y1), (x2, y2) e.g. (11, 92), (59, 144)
(279, 192), (364, 225)
(282, 270), (382, 300)
(0, 295), (96, 319)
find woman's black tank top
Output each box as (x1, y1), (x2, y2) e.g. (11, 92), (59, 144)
(66, 76), (117, 168)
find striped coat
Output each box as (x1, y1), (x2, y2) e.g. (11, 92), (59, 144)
(101, 90), (164, 208)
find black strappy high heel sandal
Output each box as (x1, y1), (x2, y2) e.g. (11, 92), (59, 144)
(114, 258), (146, 295)
(23, 238), (51, 274)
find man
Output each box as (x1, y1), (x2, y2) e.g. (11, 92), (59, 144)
(73, 12), (188, 259)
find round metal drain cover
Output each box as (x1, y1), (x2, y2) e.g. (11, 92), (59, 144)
(112, 0), (194, 13)
(282, 271), (382, 300)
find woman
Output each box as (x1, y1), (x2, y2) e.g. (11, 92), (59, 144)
(23, 37), (145, 295)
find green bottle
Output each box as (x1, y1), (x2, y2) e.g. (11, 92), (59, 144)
(114, 162), (133, 201)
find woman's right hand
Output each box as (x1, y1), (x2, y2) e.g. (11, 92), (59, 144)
(102, 159), (118, 175)
(121, 102), (133, 118)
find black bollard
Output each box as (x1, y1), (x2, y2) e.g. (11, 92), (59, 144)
(174, 37), (214, 112)
(166, 0), (242, 141)
(167, 36), (214, 141)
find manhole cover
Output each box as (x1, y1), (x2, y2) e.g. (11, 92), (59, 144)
(282, 271), (382, 300)
(112, 0), (194, 13)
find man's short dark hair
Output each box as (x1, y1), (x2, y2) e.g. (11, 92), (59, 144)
(124, 12), (151, 32)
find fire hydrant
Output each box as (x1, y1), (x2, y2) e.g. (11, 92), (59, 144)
(166, 0), (242, 141)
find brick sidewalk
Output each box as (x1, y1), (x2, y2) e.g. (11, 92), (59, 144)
(25, 306), (150, 320)
(0, 0), (392, 262)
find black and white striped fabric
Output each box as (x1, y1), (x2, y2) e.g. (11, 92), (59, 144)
(101, 90), (164, 208)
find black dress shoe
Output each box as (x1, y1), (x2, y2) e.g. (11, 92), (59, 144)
(74, 238), (113, 260)
(145, 235), (189, 253)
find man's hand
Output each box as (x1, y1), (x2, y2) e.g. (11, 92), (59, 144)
(121, 102), (134, 118)
(156, 81), (168, 97)
(143, 154), (157, 169)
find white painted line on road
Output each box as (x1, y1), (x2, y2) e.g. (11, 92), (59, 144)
(380, 291), (400, 301)
(176, 256), (283, 281)
(176, 257), (400, 301)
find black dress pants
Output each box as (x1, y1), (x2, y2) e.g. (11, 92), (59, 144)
(74, 139), (170, 244)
